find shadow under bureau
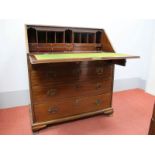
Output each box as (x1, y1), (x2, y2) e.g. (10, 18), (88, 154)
(26, 25), (139, 131)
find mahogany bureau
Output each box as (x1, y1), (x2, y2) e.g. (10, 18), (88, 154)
(26, 25), (139, 131)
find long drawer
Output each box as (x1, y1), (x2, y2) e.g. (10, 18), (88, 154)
(34, 93), (111, 122)
(31, 61), (112, 71)
(31, 65), (113, 86)
(31, 78), (112, 104)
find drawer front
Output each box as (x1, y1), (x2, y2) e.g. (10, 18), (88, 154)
(30, 63), (113, 86)
(52, 43), (73, 51)
(31, 61), (113, 73)
(31, 79), (112, 104)
(73, 43), (98, 51)
(72, 93), (111, 115)
(73, 46), (96, 51)
(28, 43), (74, 52)
(29, 43), (52, 52)
(31, 61), (111, 71)
(31, 67), (112, 86)
(29, 43), (38, 52)
(34, 93), (111, 122)
(37, 43), (52, 52)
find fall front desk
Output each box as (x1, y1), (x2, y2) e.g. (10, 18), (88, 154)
(26, 25), (139, 131)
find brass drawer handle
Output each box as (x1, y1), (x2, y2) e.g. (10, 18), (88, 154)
(66, 44), (72, 47)
(96, 83), (102, 89)
(95, 99), (102, 105)
(74, 99), (80, 106)
(47, 89), (57, 96)
(48, 107), (58, 114)
(96, 47), (102, 51)
(96, 67), (104, 75)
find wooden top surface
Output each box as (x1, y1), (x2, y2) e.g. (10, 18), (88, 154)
(29, 52), (140, 64)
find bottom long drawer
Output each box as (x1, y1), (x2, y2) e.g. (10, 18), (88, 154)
(33, 93), (112, 123)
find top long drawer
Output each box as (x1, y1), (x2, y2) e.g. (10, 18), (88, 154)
(31, 61), (112, 70)
(30, 63), (113, 86)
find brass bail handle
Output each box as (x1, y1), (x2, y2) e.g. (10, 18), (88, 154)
(48, 107), (58, 114)
(95, 99), (101, 105)
(74, 99), (80, 106)
(47, 88), (57, 96)
(96, 83), (102, 89)
(96, 67), (104, 75)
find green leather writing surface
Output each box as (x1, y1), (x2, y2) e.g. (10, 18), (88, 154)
(35, 52), (129, 60)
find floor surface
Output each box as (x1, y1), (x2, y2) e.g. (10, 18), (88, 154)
(0, 89), (154, 135)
